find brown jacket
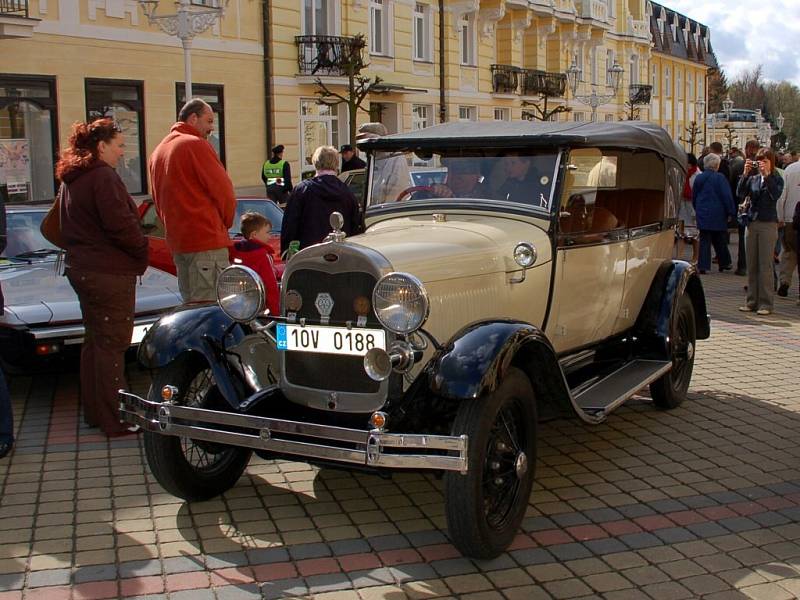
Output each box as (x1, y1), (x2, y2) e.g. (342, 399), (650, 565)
(60, 161), (149, 276)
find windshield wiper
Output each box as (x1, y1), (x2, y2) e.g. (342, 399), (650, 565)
(14, 248), (63, 259)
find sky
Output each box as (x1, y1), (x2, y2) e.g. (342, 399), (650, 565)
(660, 0), (800, 86)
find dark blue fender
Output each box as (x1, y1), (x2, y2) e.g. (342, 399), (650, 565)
(636, 260), (711, 354)
(426, 320), (572, 415)
(138, 303), (250, 409)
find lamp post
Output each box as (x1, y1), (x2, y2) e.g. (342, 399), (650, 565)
(566, 58), (624, 122)
(138, 0), (228, 99)
(722, 94), (734, 121)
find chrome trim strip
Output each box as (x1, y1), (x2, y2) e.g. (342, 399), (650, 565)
(31, 315), (160, 340)
(119, 391), (468, 473)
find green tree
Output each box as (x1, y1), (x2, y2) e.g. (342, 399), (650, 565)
(707, 68), (728, 114)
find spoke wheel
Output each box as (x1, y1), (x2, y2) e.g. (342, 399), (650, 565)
(650, 294), (696, 410)
(444, 367), (537, 559)
(143, 355), (252, 501)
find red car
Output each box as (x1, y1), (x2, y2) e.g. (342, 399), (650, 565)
(139, 197), (286, 279)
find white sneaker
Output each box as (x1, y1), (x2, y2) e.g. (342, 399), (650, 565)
(756, 308), (771, 316)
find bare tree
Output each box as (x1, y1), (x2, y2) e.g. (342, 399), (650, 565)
(728, 65), (767, 111)
(312, 34), (387, 145)
(680, 121), (702, 153)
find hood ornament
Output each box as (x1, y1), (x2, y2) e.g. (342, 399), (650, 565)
(324, 211), (347, 243)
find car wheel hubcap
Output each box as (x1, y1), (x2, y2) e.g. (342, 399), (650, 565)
(514, 452), (528, 478)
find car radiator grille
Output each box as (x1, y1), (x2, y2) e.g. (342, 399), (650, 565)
(283, 269), (381, 394)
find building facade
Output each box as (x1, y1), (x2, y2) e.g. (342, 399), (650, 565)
(1, 0), (717, 201)
(0, 0), (266, 203)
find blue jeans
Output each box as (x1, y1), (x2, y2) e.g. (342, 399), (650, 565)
(699, 230), (732, 272)
(0, 368), (12, 444)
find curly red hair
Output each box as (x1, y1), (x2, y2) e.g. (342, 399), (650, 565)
(55, 118), (120, 181)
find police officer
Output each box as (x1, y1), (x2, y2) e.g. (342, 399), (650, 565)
(261, 144), (293, 206)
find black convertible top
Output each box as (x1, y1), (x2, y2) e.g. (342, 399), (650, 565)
(358, 120), (687, 171)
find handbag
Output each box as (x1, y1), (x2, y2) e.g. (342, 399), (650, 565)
(40, 184), (65, 249)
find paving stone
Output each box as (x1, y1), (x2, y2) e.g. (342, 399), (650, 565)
(404, 530), (448, 548)
(709, 491), (749, 504)
(204, 552), (249, 569)
(387, 563), (437, 583)
(551, 513), (591, 527)
(751, 511), (792, 527)
(161, 556), (205, 574)
(680, 495), (718, 509)
(687, 521), (730, 538)
(26, 568), (71, 587)
(368, 534), (410, 552)
(583, 538), (628, 555)
(73, 563), (118, 583)
(616, 504), (656, 519)
(581, 508), (624, 523)
(261, 577), (309, 599)
(246, 547), (290, 565)
(306, 572), (354, 594)
(286, 543), (332, 560)
(472, 554), (516, 572)
(542, 577), (593, 599)
(739, 582), (796, 600)
(0, 573), (24, 590)
(618, 532), (663, 549)
(348, 567), (395, 588)
(521, 517), (558, 532)
(653, 527), (697, 544)
(430, 558), (477, 577)
(170, 590), (215, 600)
(640, 581), (694, 599)
(719, 517), (762, 533)
(548, 543), (593, 561)
(647, 499), (687, 513)
(509, 548), (556, 566)
(215, 584), (262, 600)
(583, 572), (634, 592)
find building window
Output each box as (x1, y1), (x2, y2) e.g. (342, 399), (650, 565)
(604, 114), (614, 122)
(459, 12), (476, 66)
(697, 74), (703, 102)
(605, 50), (615, 86)
(629, 55), (639, 85)
(458, 105), (477, 121)
(494, 107), (510, 121)
(85, 79), (146, 195)
(664, 67), (671, 97)
(0, 75), (58, 203)
(411, 104), (432, 130)
(688, 74), (694, 104)
(370, 0), (392, 55)
(676, 69), (683, 99)
(176, 83), (225, 165)
(300, 99), (344, 175)
(573, 112), (585, 122)
(591, 48), (598, 86)
(413, 3), (432, 61)
(651, 64), (658, 96)
(302, 0), (335, 35)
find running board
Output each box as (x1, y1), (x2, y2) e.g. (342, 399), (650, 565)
(573, 359), (671, 416)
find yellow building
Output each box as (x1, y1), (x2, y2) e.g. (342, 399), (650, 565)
(0, 0), (266, 202)
(1, 0), (717, 201)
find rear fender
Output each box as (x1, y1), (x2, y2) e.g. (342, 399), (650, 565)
(138, 304), (251, 409)
(636, 260), (710, 356)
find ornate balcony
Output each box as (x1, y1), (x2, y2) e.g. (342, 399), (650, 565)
(629, 84), (653, 105)
(578, 0), (608, 22)
(0, 0), (27, 16)
(0, 0), (39, 39)
(626, 16), (649, 39)
(491, 64), (520, 94)
(521, 69), (567, 98)
(295, 34), (364, 77)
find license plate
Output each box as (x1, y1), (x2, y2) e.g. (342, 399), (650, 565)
(276, 323), (386, 356)
(130, 324), (151, 344)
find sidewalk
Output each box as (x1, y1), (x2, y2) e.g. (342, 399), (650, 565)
(1, 264), (799, 600)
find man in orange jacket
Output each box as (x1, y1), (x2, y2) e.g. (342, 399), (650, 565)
(149, 99), (236, 302)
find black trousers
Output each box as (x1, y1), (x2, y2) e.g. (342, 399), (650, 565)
(737, 224), (747, 271)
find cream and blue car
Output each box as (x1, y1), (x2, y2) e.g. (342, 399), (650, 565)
(120, 121), (709, 558)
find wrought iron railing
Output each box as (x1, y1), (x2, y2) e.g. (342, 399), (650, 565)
(0, 0), (29, 17)
(521, 69), (567, 97)
(295, 35), (363, 77)
(491, 64), (520, 94)
(629, 84), (653, 105)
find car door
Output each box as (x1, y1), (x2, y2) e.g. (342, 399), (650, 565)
(546, 149), (628, 353)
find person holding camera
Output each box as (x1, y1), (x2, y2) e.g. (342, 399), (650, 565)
(737, 148), (785, 315)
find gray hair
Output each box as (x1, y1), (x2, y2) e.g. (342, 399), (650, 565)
(178, 98), (211, 122)
(312, 145), (339, 172)
(358, 122), (388, 137)
(703, 153), (721, 171)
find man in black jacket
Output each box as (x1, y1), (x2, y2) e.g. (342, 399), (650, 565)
(340, 144), (366, 173)
(281, 145), (363, 252)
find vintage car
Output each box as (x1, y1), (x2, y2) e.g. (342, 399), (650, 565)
(0, 204), (182, 372)
(120, 121), (710, 558)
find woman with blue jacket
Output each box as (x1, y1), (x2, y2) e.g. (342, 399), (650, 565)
(692, 153), (736, 274)
(736, 148), (784, 315)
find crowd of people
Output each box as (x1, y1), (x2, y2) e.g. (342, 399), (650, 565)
(679, 141), (800, 315)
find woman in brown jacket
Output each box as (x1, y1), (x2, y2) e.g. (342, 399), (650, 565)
(56, 118), (149, 436)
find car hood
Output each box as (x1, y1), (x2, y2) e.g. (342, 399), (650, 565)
(353, 213), (552, 283)
(0, 262), (181, 326)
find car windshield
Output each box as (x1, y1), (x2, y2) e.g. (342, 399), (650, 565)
(231, 199), (283, 236)
(367, 150), (559, 212)
(2, 210), (60, 259)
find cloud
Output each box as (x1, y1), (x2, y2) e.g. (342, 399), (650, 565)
(657, 0), (800, 86)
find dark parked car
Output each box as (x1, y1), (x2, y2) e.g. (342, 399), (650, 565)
(0, 205), (181, 371)
(121, 122), (709, 558)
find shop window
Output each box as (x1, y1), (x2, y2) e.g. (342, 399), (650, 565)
(176, 83), (226, 165)
(411, 104), (433, 130)
(85, 79), (146, 195)
(0, 75), (58, 203)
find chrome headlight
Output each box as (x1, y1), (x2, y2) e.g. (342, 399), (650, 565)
(216, 265), (265, 322)
(372, 272), (429, 335)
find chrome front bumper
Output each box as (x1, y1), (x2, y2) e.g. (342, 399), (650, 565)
(119, 392), (468, 473)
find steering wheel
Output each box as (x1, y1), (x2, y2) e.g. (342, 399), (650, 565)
(395, 185), (434, 202)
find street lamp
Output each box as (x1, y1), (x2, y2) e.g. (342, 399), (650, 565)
(696, 98), (706, 146)
(566, 58), (624, 122)
(777, 112), (785, 132)
(138, 0), (228, 99)
(722, 94), (734, 120)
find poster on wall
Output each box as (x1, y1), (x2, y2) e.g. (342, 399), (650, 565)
(0, 139), (32, 201)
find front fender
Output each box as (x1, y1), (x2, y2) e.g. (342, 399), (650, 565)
(138, 303), (250, 408)
(636, 260), (711, 354)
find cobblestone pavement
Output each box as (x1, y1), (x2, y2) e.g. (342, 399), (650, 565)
(1, 265), (800, 600)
